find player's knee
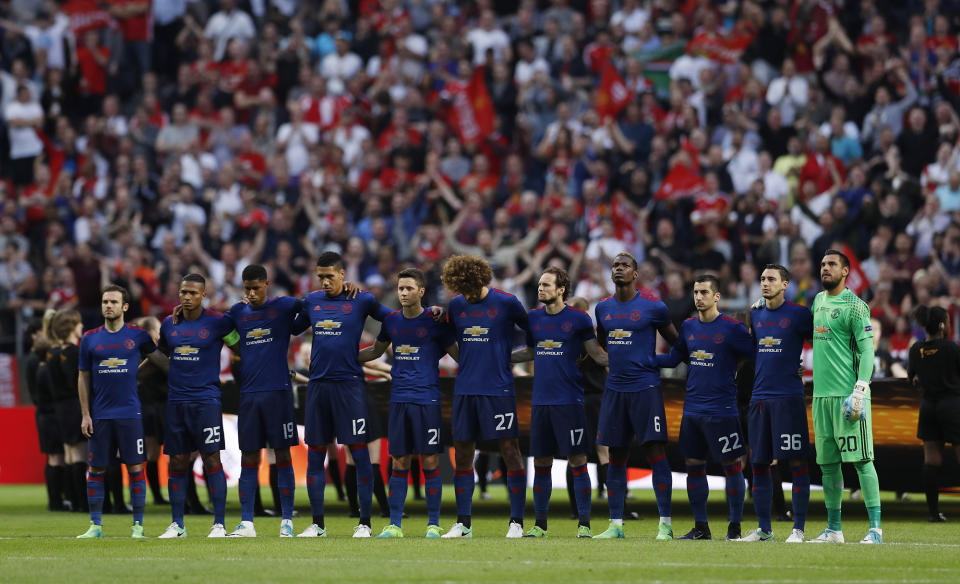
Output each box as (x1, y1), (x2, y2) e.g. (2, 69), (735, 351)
(241, 451), (261, 466)
(274, 448), (292, 464)
(421, 454), (439, 470)
(88, 466), (106, 474)
(201, 452), (221, 471)
(610, 447), (630, 464)
(534, 456), (553, 467)
(171, 454), (191, 471)
(391, 455), (411, 470)
(569, 454), (588, 467)
(128, 463), (144, 474)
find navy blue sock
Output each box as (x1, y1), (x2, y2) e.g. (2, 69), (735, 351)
(723, 460), (745, 524)
(129, 468), (146, 525)
(507, 469), (527, 525)
(686, 464), (708, 523)
(533, 466), (551, 530)
(648, 453), (673, 520)
(350, 445), (373, 524)
(239, 463), (258, 523)
(87, 471), (105, 526)
(306, 447), (327, 520)
(607, 460), (627, 521)
(424, 467), (442, 526)
(277, 460), (295, 521)
(168, 469), (188, 528)
(570, 463), (591, 527)
(388, 469), (409, 528)
(791, 463), (810, 530)
(752, 463), (773, 532)
(453, 469), (474, 527)
(205, 464), (227, 526)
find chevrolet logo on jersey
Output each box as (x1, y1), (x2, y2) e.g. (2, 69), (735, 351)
(758, 337), (781, 347)
(396, 345), (419, 355)
(247, 328), (271, 339)
(610, 329), (631, 339)
(537, 340), (563, 349)
(691, 350), (714, 360)
(463, 326), (490, 342)
(316, 320), (342, 330)
(814, 325), (830, 335)
(174, 346), (200, 355)
(99, 358), (128, 368)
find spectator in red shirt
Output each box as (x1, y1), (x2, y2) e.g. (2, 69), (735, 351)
(799, 132), (846, 194)
(74, 29), (111, 116)
(109, 0), (152, 94)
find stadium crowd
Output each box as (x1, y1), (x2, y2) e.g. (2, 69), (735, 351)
(2, 0), (960, 371)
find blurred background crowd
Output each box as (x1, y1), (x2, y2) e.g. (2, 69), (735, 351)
(1, 0), (960, 376)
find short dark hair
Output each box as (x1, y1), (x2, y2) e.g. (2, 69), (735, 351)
(823, 249), (850, 269)
(241, 264), (268, 282)
(915, 305), (949, 337)
(102, 284), (130, 305)
(763, 264), (791, 283)
(397, 268), (426, 289)
(316, 252), (344, 270)
(615, 252), (638, 270)
(182, 273), (206, 288)
(542, 267), (571, 300)
(694, 274), (721, 294)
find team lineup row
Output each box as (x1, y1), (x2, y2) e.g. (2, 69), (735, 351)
(71, 248), (881, 543)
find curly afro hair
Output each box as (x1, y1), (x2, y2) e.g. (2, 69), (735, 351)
(441, 255), (493, 298)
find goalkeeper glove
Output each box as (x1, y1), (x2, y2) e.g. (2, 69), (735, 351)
(841, 380), (869, 421)
(750, 298), (765, 310)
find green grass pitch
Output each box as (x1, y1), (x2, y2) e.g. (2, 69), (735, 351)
(2, 485), (960, 583)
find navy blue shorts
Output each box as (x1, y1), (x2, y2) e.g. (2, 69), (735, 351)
(164, 401), (225, 456)
(679, 414), (745, 462)
(305, 380), (369, 446)
(452, 395), (519, 442)
(237, 390), (299, 452)
(596, 389), (668, 447)
(530, 404), (590, 458)
(388, 402), (442, 455)
(748, 396), (810, 463)
(87, 418), (145, 467)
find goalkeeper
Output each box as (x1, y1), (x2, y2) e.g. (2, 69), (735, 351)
(809, 249), (881, 544)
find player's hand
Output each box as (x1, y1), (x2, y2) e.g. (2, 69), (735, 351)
(343, 281), (360, 299)
(750, 298), (765, 310)
(644, 354), (659, 369)
(842, 380), (869, 421)
(430, 305), (446, 322)
(171, 304), (183, 324)
(81, 415), (94, 438)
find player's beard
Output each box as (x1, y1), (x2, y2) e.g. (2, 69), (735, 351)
(821, 275), (841, 292)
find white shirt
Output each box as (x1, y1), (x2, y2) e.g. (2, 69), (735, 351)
(610, 7), (649, 33)
(4, 101), (43, 159)
(321, 51), (363, 81)
(766, 76), (809, 126)
(204, 9), (256, 60)
(585, 237), (625, 262)
(24, 16), (69, 70)
(514, 57), (549, 86)
(791, 190), (833, 246)
(727, 148), (760, 195)
(466, 27), (510, 65)
(333, 124), (371, 168)
(276, 122), (319, 176)
(762, 170), (790, 206)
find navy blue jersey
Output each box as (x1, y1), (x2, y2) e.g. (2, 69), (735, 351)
(299, 290), (391, 382)
(751, 302), (813, 399)
(78, 324), (156, 419)
(527, 306), (596, 406)
(160, 309), (239, 403)
(595, 290), (670, 393)
(226, 296), (301, 393)
(659, 314), (753, 416)
(449, 289), (530, 397)
(377, 310), (457, 404)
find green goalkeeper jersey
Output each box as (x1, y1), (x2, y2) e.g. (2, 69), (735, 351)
(811, 288), (875, 397)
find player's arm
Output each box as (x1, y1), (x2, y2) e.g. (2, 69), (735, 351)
(291, 298), (311, 335)
(78, 370), (94, 437)
(583, 337), (609, 366)
(445, 342), (459, 362)
(656, 322), (679, 346)
(223, 329), (241, 354)
(650, 334), (688, 369)
(842, 300), (876, 421)
(290, 371), (310, 384)
(143, 347), (169, 373)
(359, 340), (391, 362)
(511, 347), (534, 363)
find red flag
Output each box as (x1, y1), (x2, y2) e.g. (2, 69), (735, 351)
(842, 244), (870, 296)
(685, 31), (755, 64)
(449, 67), (495, 143)
(596, 62), (633, 119)
(654, 163), (707, 200)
